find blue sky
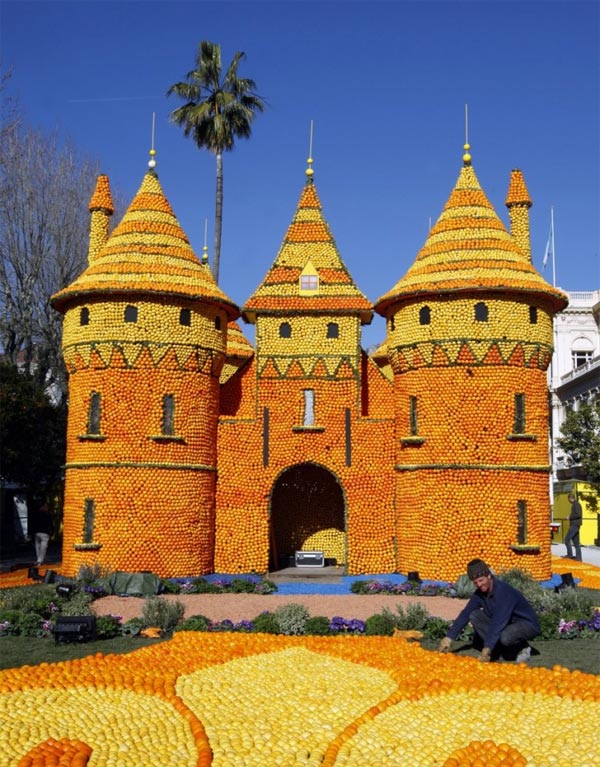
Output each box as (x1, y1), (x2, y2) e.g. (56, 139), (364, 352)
(2, 0), (598, 349)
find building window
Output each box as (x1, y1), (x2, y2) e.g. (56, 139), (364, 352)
(327, 322), (339, 338)
(80, 307), (90, 326)
(179, 308), (191, 326)
(409, 396), (418, 436)
(162, 394), (175, 436)
(279, 322), (291, 338)
(214, 315), (222, 330)
(302, 389), (315, 427)
(529, 306), (538, 324)
(389, 316), (395, 332)
(87, 392), (101, 435)
(419, 306), (431, 325)
(474, 302), (488, 322)
(83, 499), (95, 543)
(300, 274), (318, 291)
(517, 500), (527, 545)
(514, 393), (525, 434)
(124, 305), (138, 323)
(572, 350), (593, 369)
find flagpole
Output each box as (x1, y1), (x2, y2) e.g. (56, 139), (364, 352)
(550, 206), (556, 287)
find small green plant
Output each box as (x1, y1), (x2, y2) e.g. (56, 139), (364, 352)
(174, 615), (212, 632)
(364, 612), (396, 636)
(141, 597), (185, 632)
(393, 602), (430, 631)
(350, 580), (370, 594)
(230, 578), (259, 593)
(304, 616), (331, 635)
(251, 612), (279, 634)
(57, 591), (94, 617)
(160, 579), (181, 594)
(423, 616), (451, 640)
(189, 578), (220, 594)
(95, 615), (122, 639)
(454, 574), (476, 599)
(274, 603), (310, 635)
(121, 617), (145, 637)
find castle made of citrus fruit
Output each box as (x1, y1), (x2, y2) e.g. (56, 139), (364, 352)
(51, 142), (568, 582)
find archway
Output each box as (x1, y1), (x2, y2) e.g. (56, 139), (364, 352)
(269, 463), (346, 569)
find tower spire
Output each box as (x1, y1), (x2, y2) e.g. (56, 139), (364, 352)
(463, 104), (471, 166)
(148, 112), (157, 171)
(306, 120), (314, 182)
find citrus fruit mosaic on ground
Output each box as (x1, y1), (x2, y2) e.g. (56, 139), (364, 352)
(1, 632), (599, 767)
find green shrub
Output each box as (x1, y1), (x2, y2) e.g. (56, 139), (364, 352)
(539, 612), (561, 640)
(305, 616), (331, 635)
(189, 578), (220, 594)
(454, 574), (475, 599)
(423, 616), (451, 640)
(174, 615), (212, 633)
(160, 579), (181, 594)
(141, 597), (185, 632)
(251, 612), (279, 634)
(274, 603), (310, 635)
(364, 613), (396, 636)
(393, 602), (430, 631)
(230, 578), (259, 594)
(350, 580), (370, 594)
(16, 613), (47, 637)
(95, 615), (122, 639)
(57, 591), (93, 616)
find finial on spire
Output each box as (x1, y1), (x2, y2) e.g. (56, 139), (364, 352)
(463, 104), (471, 165)
(202, 218), (209, 265)
(306, 120), (314, 181)
(148, 112), (157, 170)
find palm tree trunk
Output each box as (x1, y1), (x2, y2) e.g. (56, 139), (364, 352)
(213, 151), (223, 283)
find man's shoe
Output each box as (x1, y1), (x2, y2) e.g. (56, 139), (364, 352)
(516, 646), (531, 664)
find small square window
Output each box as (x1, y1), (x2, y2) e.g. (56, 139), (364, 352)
(214, 315), (222, 330)
(327, 322), (339, 338)
(80, 307), (90, 326)
(300, 275), (318, 291)
(419, 306), (431, 325)
(279, 322), (291, 338)
(124, 305), (138, 323)
(529, 306), (538, 324)
(474, 302), (488, 322)
(179, 308), (191, 326)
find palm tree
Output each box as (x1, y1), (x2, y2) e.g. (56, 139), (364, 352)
(167, 40), (266, 283)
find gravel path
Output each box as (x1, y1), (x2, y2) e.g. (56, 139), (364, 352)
(93, 592), (465, 623)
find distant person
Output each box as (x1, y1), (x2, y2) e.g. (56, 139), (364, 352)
(32, 500), (53, 566)
(438, 558), (540, 663)
(563, 492), (583, 561)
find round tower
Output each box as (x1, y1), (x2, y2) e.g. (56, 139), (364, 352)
(52, 165), (238, 577)
(375, 143), (568, 582)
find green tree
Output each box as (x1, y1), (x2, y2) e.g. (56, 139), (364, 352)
(0, 363), (66, 493)
(556, 398), (600, 542)
(166, 40), (266, 284)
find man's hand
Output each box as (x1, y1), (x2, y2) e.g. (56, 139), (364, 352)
(438, 637), (452, 653)
(480, 647), (492, 662)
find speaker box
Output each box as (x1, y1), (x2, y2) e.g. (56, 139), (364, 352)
(295, 550), (325, 567)
(52, 615), (97, 643)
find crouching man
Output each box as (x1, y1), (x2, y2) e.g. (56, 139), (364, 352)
(438, 558), (540, 663)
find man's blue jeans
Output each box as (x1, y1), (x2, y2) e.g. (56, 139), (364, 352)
(564, 524), (582, 560)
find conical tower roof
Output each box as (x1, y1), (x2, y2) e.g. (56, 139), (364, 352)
(52, 170), (238, 317)
(375, 149), (568, 315)
(243, 166), (372, 323)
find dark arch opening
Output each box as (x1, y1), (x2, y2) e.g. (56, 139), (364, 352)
(269, 463), (345, 570)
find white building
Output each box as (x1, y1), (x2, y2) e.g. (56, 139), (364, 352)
(549, 290), (600, 543)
